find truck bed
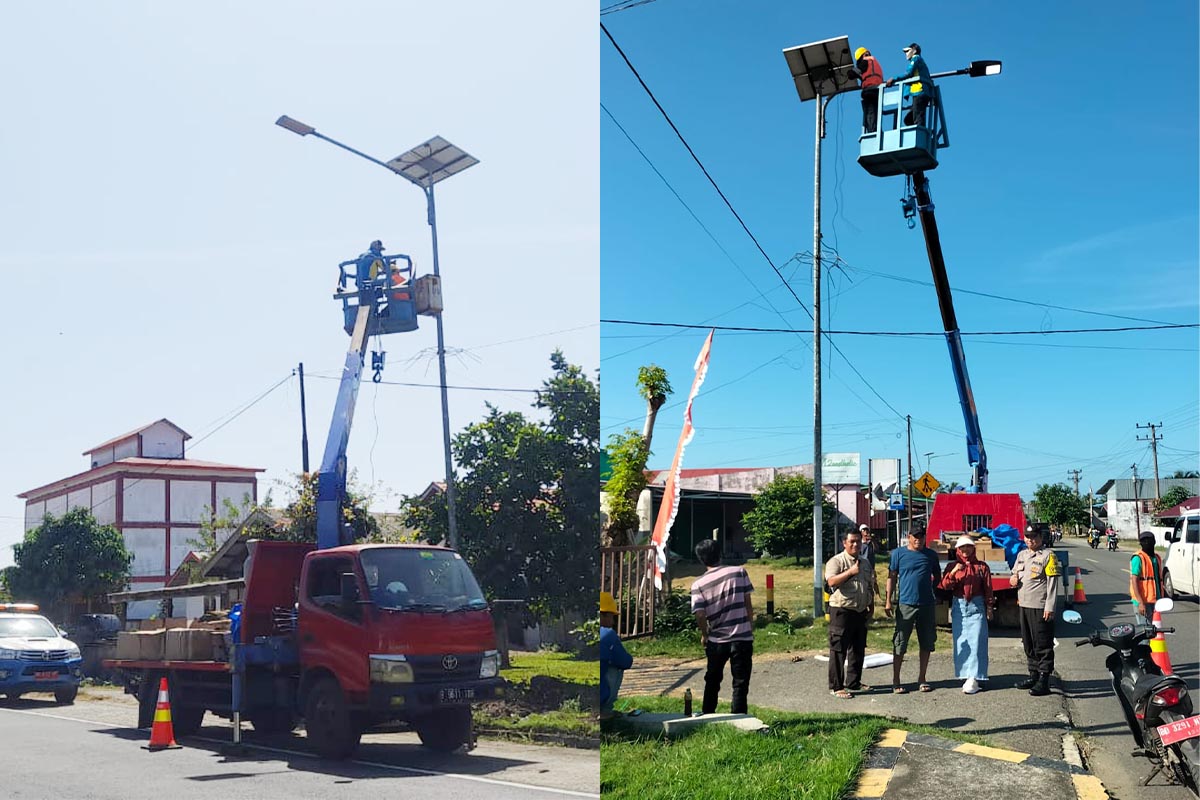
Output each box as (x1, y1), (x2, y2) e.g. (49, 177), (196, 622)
(103, 659), (230, 672)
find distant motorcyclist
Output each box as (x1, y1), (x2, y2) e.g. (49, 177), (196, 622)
(1089, 528), (1102, 549)
(1107, 529), (1120, 551)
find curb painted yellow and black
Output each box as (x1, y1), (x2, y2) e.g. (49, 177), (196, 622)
(853, 729), (1108, 800)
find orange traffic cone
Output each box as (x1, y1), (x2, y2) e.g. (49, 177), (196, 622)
(144, 677), (182, 751)
(1149, 609), (1174, 676)
(1071, 567), (1089, 604)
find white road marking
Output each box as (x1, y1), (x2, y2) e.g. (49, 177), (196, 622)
(1086, 558), (1098, 564)
(0, 706), (599, 799)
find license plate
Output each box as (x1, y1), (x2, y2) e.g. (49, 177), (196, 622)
(1158, 715), (1200, 746)
(34, 671), (58, 680)
(439, 687), (475, 703)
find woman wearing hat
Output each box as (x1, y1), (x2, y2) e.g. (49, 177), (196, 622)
(937, 536), (994, 694)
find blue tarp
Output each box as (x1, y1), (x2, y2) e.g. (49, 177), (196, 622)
(979, 523), (1026, 568)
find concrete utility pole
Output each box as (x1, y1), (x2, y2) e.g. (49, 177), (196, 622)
(1136, 422), (1164, 501)
(1131, 463), (1142, 535)
(1067, 469), (1082, 536)
(906, 415), (914, 534)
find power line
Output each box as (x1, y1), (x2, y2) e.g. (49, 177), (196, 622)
(305, 373), (590, 395)
(601, 319), (1198, 336)
(600, 0), (660, 15)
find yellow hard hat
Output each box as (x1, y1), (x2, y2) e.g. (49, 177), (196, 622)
(854, 47), (869, 61)
(600, 592), (618, 614)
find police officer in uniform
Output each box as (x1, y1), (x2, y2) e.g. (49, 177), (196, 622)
(1009, 523), (1060, 696)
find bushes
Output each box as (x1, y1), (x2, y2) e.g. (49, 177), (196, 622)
(654, 589), (698, 635)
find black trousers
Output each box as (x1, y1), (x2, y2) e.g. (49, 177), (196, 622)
(703, 640), (753, 714)
(1019, 606), (1056, 673)
(828, 606), (869, 690)
(861, 89), (879, 133)
(904, 93), (931, 127)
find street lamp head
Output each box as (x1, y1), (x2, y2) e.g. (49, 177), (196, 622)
(276, 115), (316, 136)
(387, 136), (479, 189)
(967, 60), (1002, 78)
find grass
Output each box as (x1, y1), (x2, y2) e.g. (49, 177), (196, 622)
(501, 649), (598, 687)
(630, 557), (952, 658)
(601, 695), (986, 800)
(475, 702), (598, 739)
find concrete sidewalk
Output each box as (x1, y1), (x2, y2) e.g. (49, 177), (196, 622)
(855, 729), (1106, 800)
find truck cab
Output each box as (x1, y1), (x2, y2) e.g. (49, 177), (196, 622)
(0, 604), (83, 704)
(1163, 510), (1200, 598)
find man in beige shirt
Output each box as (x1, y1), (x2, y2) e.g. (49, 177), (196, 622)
(825, 530), (876, 697)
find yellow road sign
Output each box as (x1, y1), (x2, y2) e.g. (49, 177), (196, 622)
(915, 471), (941, 498)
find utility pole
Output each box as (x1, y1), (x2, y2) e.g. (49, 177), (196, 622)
(298, 362), (310, 473)
(1131, 464), (1142, 536)
(906, 415), (913, 534)
(1067, 469), (1082, 536)
(1136, 422), (1163, 501)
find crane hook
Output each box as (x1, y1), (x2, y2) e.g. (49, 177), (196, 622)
(371, 350), (386, 383)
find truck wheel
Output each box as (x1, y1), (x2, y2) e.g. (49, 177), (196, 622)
(415, 707), (472, 753)
(1163, 571), (1178, 600)
(249, 708), (299, 735)
(54, 685), (78, 705)
(305, 678), (360, 760)
(173, 705), (204, 736)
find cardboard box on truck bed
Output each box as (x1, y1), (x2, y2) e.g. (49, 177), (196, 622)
(164, 628), (215, 661)
(138, 629), (166, 660)
(115, 631), (141, 660)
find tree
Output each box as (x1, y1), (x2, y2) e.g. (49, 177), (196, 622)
(741, 474), (838, 563)
(1169, 470), (1199, 479)
(602, 364), (673, 546)
(3, 508), (132, 620)
(403, 351), (598, 618)
(1031, 483), (1089, 528)
(1155, 485), (1196, 512)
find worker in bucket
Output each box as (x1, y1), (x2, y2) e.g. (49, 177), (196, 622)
(849, 46), (884, 133)
(355, 239), (386, 290)
(599, 591), (633, 720)
(885, 42), (934, 127)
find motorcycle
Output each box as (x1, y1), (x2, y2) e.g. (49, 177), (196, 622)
(1108, 532), (1120, 551)
(1064, 599), (1199, 795)
(1090, 531), (1102, 549)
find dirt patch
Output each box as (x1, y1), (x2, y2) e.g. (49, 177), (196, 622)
(481, 674), (595, 718)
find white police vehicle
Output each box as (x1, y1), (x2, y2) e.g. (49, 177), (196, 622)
(0, 604), (83, 704)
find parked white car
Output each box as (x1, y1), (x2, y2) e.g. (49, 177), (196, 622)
(1163, 509), (1199, 598)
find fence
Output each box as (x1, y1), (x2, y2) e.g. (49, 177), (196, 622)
(600, 544), (655, 638)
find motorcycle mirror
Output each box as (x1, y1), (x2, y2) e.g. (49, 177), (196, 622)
(1062, 610), (1083, 624)
(1154, 597), (1174, 614)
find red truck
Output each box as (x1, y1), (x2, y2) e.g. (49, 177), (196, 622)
(107, 539), (503, 759)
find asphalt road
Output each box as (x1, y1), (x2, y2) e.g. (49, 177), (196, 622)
(1054, 537), (1199, 799)
(0, 694), (598, 800)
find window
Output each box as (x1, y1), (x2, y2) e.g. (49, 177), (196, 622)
(305, 556), (357, 618)
(1187, 518), (1199, 545)
(360, 548), (486, 611)
(1141, 500), (1154, 514)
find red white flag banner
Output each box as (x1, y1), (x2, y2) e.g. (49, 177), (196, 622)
(649, 330), (714, 590)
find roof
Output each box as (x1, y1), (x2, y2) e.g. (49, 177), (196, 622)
(1155, 496), (1200, 520)
(200, 507), (286, 579)
(19, 458), (264, 499)
(83, 419), (191, 455)
(1095, 478), (1200, 500)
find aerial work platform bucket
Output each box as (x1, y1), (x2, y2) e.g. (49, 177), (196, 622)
(858, 82), (948, 178)
(335, 253), (418, 336)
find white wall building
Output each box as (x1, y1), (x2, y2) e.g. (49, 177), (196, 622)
(18, 419), (262, 619)
(1096, 477), (1200, 540)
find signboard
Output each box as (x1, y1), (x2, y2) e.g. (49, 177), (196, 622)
(869, 458), (902, 511)
(822, 452), (861, 485)
(914, 471), (941, 498)
(888, 492), (905, 511)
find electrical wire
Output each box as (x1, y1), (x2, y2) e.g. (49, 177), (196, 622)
(601, 319), (1198, 336)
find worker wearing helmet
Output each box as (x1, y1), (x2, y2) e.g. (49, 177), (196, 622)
(354, 239), (386, 290)
(885, 42), (934, 128)
(599, 591), (633, 719)
(850, 46), (885, 133)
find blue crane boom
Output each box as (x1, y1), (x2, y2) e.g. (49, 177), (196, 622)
(908, 171), (988, 492)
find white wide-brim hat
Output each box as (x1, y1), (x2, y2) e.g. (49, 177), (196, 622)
(955, 535), (976, 549)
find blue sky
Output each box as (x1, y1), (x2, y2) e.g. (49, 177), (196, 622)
(600, 2), (1199, 499)
(0, 2), (598, 567)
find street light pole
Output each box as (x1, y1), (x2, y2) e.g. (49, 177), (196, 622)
(275, 117), (478, 550)
(423, 183), (459, 550)
(811, 94), (831, 617)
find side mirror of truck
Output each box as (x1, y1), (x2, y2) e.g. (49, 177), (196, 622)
(340, 573), (360, 611)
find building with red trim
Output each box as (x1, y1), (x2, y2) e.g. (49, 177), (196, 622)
(17, 419), (262, 619)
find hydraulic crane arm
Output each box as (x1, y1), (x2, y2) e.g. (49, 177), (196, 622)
(315, 303), (373, 549)
(910, 171), (988, 492)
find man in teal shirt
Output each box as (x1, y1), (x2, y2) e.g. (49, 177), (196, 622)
(886, 43), (934, 127)
(885, 528), (942, 693)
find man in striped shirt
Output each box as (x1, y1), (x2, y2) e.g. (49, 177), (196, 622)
(690, 538), (754, 714)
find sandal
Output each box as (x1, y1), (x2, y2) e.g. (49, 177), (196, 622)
(830, 689), (853, 699)
(919, 683), (932, 693)
(849, 684), (873, 692)
(892, 686), (908, 694)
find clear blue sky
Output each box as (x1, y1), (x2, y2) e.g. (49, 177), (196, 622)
(0, 2), (598, 567)
(601, 3), (1199, 499)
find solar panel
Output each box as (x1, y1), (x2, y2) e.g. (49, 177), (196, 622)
(387, 136), (479, 188)
(782, 36), (856, 102)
